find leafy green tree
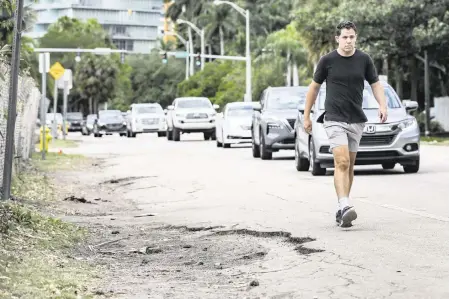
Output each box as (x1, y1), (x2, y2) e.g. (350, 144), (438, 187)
(75, 54), (119, 114)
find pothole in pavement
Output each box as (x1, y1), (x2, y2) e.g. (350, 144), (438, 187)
(79, 224), (324, 298)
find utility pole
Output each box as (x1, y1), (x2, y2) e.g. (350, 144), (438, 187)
(415, 51), (431, 137)
(2, 0), (25, 201)
(39, 52), (50, 159)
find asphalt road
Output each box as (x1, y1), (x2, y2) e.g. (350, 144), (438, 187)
(63, 132), (449, 298)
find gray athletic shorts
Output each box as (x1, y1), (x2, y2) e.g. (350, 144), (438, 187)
(323, 120), (365, 153)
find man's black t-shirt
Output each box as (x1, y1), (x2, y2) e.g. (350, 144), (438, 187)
(313, 49), (379, 123)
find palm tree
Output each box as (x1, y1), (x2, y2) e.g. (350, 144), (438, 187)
(198, 4), (235, 56)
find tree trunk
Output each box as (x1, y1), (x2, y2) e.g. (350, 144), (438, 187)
(219, 26), (224, 56)
(286, 49), (291, 86)
(292, 60), (299, 86)
(89, 97), (93, 115)
(394, 59), (403, 99)
(409, 56), (418, 104)
(382, 57), (389, 76)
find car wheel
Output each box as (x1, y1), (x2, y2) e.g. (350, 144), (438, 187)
(259, 131), (272, 160)
(211, 131), (216, 141)
(309, 138), (326, 176)
(382, 163), (396, 170)
(203, 132), (211, 140)
(251, 128), (260, 158)
(158, 132), (165, 137)
(295, 138), (310, 171)
(403, 158), (419, 173)
(173, 127), (181, 141)
(217, 140), (222, 147)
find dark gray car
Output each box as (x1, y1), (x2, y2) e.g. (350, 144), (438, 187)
(251, 86), (308, 160)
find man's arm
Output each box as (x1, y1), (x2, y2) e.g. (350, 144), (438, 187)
(371, 81), (388, 122)
(304, 81), (321, 121)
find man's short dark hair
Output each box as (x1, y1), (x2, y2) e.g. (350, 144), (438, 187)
(336, 21), (357, 36)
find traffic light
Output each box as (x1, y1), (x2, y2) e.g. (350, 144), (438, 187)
(161, 52), (167, 64)
(195, 53), (201, 66)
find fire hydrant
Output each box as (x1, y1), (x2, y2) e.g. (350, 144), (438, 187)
(39, 126), (52, 152)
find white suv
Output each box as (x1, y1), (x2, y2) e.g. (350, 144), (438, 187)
(126, 103), (167, 138)
(166, 97), (219, 141)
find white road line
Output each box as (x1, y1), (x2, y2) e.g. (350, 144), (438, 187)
(355, 198), (449, 223)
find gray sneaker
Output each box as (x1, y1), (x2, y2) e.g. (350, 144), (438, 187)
(339, 206), (357, 227)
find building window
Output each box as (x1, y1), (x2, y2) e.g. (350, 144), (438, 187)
(114, 26), (126, 34)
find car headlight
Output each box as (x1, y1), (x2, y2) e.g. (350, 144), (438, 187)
(97, 122), (104, 127)
(398, 118), (417, 130)
(267, 122), (284, 130)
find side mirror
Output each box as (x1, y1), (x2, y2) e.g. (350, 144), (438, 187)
(253, 103), (262, 111)
(167, 105), (174, 110)
(403, 100), (418, 113)
(213, 104), (219, 110)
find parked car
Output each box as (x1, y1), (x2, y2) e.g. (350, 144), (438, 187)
(93, 110), (127, 137)
(45, 112), (68, 134)
(215, 102), (258, 148)
(126, 103), (167, 138)
(294, 80), (420, 175)
(251, 86), (309, 160)
(67, 112), (83, 132)
(166, 97), (219, 141)
(81, 114), (97, 135)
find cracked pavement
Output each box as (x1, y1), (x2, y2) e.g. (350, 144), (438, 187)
(61, 133), (449, 298)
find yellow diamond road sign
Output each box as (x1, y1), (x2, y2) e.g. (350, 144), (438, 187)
(49, 62), (65, 80)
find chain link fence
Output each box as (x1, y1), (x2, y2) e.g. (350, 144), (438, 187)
(0, 61), (41, 184)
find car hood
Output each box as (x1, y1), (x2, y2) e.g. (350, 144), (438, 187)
(135, 113), (163, 119)
(225, 116), (252, 126)
(363, 108), (409, 124)
(263, 109), (298, 120)
(175, 108), (215, 114)
(100, 118), (124, 124)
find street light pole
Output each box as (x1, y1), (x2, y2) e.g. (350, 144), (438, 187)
(177, 19), (205, 70)
(214, 1), (252, 101)
(165, 31), (190, 79)
(245, 9), (251, 102)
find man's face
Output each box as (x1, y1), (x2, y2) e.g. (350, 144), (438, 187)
(335, 28), (357, 53)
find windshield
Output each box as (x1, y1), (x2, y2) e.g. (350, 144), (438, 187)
(67, 113), (83, 120)
(135, 106), (162, 114)
(177, 98), (212, 109)
(266, 88), (307, 110)
(318, 86), (402, 110)
(86, 114), (97, 123)
(46, 113), (63, 123)
(226, 105), (254, 117)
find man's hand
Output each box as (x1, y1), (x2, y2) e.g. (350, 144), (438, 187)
(304, 118), (312, 134)
(378, 105), (387, 123)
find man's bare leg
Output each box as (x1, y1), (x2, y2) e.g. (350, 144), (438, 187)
(333, 145), (357, 227)
(348, 151), (357, 195)
(332, 145), (351, 198)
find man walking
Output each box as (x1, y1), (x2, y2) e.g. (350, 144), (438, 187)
(303, 21), (388, 227)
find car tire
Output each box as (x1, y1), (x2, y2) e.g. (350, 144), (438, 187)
(203, 132), (211, 140)
(211, 131), (216, 141)
(259, 131), (272, 160)
(251, 129), (260, 158)
(223, 143), (231, 148)
(158, 132), (165, 137)
(217, 140), (222, 147)
(382, 163), (396, 170)
(295, 139), (310, 171)
(403, 158), (419, 173)
(173, 127), (181, 141)
(309, 138), (326, 176)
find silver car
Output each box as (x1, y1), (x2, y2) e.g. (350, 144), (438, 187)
(252, 86), (308, 160)
(294, 80), (420, 175)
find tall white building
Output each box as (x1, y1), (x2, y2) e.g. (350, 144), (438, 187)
(25, 0), (164, 53)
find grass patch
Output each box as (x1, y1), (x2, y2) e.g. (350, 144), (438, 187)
(49, 138), (80, 149)
(0, 151), (98, 298)
(0, 203), (95, 299)
(421, 136), (449, 145)
(31, 152), (87, 172)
